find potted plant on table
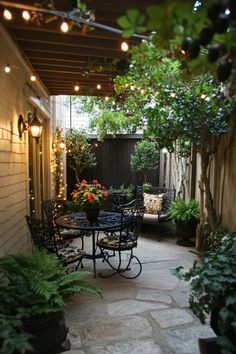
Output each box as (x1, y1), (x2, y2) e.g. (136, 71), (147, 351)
(173, 231), (236, 354)
(71, 179), (109, 223)
(0, 248), (101, 354)
(168, 198), (200, 246)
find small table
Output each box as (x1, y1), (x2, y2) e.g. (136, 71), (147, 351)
(55, 211), (128, 277)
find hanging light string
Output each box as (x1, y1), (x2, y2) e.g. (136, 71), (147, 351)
(0, 1), (149, 40)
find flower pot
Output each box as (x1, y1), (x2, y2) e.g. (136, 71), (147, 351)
(20, 311), (70, 354)
(176, 220), (198, 246)
(85, 207), (100, 224)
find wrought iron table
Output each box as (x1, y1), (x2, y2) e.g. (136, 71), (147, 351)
(55, 211), (129, 277)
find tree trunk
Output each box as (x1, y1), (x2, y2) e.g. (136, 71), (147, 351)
(196, 137), (218, 250)
(143, 171), (148, 184)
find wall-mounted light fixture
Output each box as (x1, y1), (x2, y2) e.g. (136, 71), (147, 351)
(18, 110), (43, 140)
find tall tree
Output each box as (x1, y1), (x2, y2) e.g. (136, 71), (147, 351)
(65, 129), (97, 182)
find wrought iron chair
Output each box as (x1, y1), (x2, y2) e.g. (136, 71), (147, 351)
(42, 199), (85, 249)
(96, 206), (145, 279)
(26, 215), (85, 270)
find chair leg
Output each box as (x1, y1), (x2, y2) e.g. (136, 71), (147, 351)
(157, 222), (161, 242)
(99, 248), (142, 279)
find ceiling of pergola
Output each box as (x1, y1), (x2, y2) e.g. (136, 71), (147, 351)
(0, 0), (157, 96)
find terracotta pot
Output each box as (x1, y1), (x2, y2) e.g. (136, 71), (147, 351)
(85, 207), (100, 224)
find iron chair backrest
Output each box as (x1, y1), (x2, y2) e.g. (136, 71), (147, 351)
(26, 215), (85, 268)
(117, 205), (145, 249)
(26, 215), (56, 254)
(42, 199), (68, 224)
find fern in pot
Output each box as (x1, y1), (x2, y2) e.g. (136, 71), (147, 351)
(169, 198), (200, 246)
(0, 248), (101, 354)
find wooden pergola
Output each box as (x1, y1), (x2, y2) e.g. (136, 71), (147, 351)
(0, 0), (156, 96)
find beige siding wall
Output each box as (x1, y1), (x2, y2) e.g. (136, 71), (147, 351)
(0, 25), (52, 255)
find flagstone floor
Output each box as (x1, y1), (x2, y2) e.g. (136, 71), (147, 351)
(63, 223), (215, 354)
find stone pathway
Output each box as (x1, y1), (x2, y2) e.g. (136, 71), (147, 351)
(63, 224), (215, 354)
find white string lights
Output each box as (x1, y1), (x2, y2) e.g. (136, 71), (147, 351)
(0, 1), (149, 39)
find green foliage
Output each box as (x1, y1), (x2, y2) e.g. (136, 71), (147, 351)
(108, 184), (135, 201)
(142, 182), (152, 192)
(130, 140), (160, 183)
(0, 248), (101, 354)
(89, 110), (132, 140)
(65, 129), (97, 182)
(202, 223), (228, 251)
(168, 198), (200, 222)
(172, 232), (236, 353)
(117, 8), (146, 38)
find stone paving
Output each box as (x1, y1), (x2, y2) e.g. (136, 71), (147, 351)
(63, 224), (215, 354)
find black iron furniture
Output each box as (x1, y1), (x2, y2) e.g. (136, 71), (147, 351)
(42, 199), (85, 249)
(96, 206), (145, 279)
(135, 186), (176, 241)
(26, 215), (85, 270)
(55, 211), (131, 277)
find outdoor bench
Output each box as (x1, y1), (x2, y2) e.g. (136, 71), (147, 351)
(134, 186), (176, 241)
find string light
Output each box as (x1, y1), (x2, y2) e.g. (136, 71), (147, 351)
(97, 84), (101, 90)
(74, 84), (80, 92)
(170, 92), (176, 97)
(121, 41), (129, 52)
(60, 21), (69, 33)
(30, 75), (36, 81)
(53, 127), (66, 198)
(104, 96), (109, 101)
(130, 85), (135, 91)
(4, 64), (11, 73)
(200, 93), (207, 99)
(3, 9), (12, 20)
(140, 88), (145, 95)
(22, 10), (30, 21)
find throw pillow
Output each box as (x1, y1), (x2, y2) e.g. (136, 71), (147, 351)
(143, 193), (164, 214)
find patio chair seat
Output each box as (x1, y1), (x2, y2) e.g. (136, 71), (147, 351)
(57, 244), (86, 264)
(97, 232), (137, 250)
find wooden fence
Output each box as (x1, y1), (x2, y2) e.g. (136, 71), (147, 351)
(66, 135), (159, 198)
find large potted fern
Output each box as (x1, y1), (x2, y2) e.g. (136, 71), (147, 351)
(0, 248), (101, 354)
(169, 199), (200, 246)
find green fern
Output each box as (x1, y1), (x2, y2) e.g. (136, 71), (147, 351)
(169, 198), (200, 222)
(0, 248), (101, 354)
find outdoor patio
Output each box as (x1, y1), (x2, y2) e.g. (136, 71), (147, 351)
(63, 223), (215, 354)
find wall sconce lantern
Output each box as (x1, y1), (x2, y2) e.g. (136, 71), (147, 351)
(18, 110), (42, 140)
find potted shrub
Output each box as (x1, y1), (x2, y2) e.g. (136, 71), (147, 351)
(173, 231), (236, 354)
(0, 248), (101, 354)
(169, 198), (200, 246)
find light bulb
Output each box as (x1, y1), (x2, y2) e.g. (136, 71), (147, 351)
(130, 85), (135, 91)
(170, 92), (176, 98)
(60, 21), (69, 33)
(140, 89), (145, 95)
(121, 41), (129, 52)
(4, 65), (11, 73)
(200, 93), (207, 99)
(3, 9), (12, 20)
(105, 96), (109, 101)
(22, 10), (30, 21)
(97, 84), (101, 90)
(74, 84), (80, 91)
(30, 75), (36, 81)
